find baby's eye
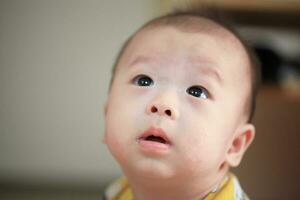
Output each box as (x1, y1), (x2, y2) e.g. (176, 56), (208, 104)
(186, 86), (209, 99)
(132, 75), (154, 87)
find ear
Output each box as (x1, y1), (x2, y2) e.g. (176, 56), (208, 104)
(226, 123), (255, 167)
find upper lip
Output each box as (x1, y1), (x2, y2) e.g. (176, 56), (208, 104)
(139, 126), (172, 145)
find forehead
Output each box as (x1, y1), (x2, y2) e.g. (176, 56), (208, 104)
(118, 24), (250, 80)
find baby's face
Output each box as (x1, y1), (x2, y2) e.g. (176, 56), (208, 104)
(104, 26), (251, 186)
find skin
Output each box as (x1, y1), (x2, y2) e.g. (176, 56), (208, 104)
(103, 23), (255, 200)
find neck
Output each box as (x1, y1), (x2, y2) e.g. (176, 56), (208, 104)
(127, 171), (227, 200)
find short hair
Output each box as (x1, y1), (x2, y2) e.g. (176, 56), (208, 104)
(109, 8), (261, 123)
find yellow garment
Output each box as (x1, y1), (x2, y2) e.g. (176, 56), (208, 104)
(103, 173), (249, 200)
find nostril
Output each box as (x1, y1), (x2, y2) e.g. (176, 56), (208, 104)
(165, 110), (172, 116)
(151, 106), (158, 113)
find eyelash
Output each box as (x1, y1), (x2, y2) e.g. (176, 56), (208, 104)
(132, 74), (210, 99)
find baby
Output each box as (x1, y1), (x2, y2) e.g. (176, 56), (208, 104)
(102, 9), (260, 200)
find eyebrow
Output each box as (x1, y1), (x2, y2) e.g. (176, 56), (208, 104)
(187, 54), (223, 84)
(127, 55), (158, 68)
(196, 65), (223, 85)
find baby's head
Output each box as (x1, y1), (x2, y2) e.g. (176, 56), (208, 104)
(104, 10), (260, 193)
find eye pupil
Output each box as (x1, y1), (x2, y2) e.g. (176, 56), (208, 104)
(138, 77), (151, 86)
(134, 75), (153, 87)
(189, 87), (202, 97)
(187, 86), (208, 99)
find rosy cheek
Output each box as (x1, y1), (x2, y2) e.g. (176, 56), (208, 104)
(105, 132), (127, 161)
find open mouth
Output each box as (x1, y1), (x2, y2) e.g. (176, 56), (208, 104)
(139, 127), (171, 145)
(138, 127), (171, 153)
(143, 135), (167, 144)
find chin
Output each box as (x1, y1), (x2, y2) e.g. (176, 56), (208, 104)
(124, 160), (177, 180)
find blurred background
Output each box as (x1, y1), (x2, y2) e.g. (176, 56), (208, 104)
(0, 0), (299, 199)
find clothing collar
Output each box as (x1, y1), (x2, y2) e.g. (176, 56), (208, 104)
(103, 173), (249, 200)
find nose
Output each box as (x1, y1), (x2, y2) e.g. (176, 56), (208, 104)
(146, 94), (179, 120)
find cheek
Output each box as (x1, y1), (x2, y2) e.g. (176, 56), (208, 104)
(104, 114), (127, 162)
(103, 89), (148, 161)
(180, 136), (228, 175)
(107, 85), (154, 130)
(177, 113), (229, 171)
(103, 94), (135, 161)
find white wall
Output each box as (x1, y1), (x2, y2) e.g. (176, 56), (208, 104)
(0, 0), (159, 189)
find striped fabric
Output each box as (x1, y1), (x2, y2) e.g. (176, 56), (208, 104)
(102, 173), (249, 200)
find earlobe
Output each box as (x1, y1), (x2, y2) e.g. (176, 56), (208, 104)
(226, 123), (255, 167)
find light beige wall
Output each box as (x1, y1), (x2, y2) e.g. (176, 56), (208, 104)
(0, 0), (159, 189)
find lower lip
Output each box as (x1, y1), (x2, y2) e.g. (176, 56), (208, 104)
(138, 139), (171, 154)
